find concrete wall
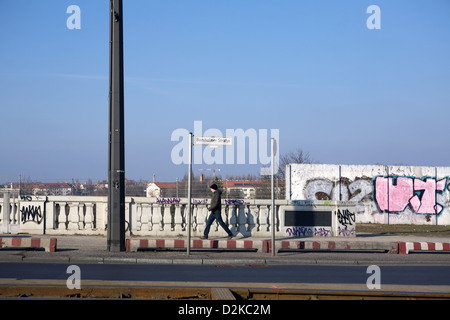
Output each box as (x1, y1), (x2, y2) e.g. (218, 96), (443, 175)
(286, 164), (450, 225)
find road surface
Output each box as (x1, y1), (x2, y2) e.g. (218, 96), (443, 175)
(1, 262), (449, 291)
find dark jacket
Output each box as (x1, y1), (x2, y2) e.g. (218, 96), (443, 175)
(209, 190), (222, 213)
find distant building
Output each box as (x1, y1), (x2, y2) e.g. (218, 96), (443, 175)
(144, 179), (284, 199)
(222, 180), (265, 199)
(10, 182), (72, 196)
(145, 180), (263, 199)
(146, 182), (178, 197)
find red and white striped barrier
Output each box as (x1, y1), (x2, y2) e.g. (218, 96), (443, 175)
(0, 237), (57, 252)
(271, 240), (399, 254)
(191, 239), (261, 251)
(397, 241), (450, 254)
(126, 239), (263, 252)
(126, 238), (399, 253)
(126, 238), (450, 255)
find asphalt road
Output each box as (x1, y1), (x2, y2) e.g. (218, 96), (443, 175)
(1, 262), (449, 288)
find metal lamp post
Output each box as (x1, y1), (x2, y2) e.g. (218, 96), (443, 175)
(107, 0), (126, 252)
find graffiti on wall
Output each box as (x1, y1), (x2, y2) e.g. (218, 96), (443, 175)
(20, 205), (43, 224)
(19, 195), (44, 224)
(285, 226), (332, 237)
(304, 176), (449, 216)
(337, 209), (355, 226)
(336, 208), (355, 236)
(374, 176), (447, 215)
(304, 178), (373, 203)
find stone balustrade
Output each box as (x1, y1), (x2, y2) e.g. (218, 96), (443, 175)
(0, 195), (356, 238)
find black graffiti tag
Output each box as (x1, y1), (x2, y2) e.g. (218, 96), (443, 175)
(20, 205), (43, 224)
(337, 209), (355, 227)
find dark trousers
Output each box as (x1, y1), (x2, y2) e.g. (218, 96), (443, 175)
(204, 211), (233, 238)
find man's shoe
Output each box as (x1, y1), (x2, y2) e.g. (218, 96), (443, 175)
(227, 235), (233, 240)
(200, 236), (208, 240)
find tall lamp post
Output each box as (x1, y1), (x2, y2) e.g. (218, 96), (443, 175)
(107, 0), (125, 252)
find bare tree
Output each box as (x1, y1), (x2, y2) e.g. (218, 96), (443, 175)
(277, 148), (314, 179)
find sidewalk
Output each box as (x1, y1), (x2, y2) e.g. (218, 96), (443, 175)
(1, 233), (450, 265)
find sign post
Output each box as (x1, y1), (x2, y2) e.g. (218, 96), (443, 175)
(186, 136), (233, 255)
(187, 132), (193, 255)
(271, 138), (276, 256)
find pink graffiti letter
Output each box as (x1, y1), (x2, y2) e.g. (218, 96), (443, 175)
(374, 176), (414, 212)
(409, 178), (446, 214)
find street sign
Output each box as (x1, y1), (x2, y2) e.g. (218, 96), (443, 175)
(194, 136), (233, 146)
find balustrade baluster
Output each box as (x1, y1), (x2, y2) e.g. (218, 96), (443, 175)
(135, 203), (142, 231)
(67, 203), (79, 230)
(85, 203), (94, 230)
(174, 204), (183, 232)
(248, 204), (257, 235)
(141, 203), (150, 231)
(192, 204), (198, 232)
(153, 203), (163, 232)
(228, 205), (237, 234)
(260, 205), (269, 233)
(57, 202), (67, 230)
(78, 203), (85, 230)
(237, 205), (247, 236)
(148, 204), (153, 231)
(197, 204), (207, 235)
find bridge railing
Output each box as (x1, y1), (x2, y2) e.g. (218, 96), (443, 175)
(0, 195), (356, 238)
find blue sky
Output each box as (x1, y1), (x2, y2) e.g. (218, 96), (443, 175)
(1, 0), (449, 183)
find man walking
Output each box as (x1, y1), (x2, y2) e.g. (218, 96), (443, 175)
(201, 184), (233, 240)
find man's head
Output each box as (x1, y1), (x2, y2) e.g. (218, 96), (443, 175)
(209, 184), (218, 192)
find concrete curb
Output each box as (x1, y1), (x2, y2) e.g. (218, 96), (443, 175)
(126, 238), (400, 254)
(275, 240), (399, 254)
(2, 236), (450, 266)
(126, 239), (262, 252)
(0, 237), (57, 252)
(397, 241), (450, 254)
(126, 238), (450, 255)
(5, 256), (449, 266)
